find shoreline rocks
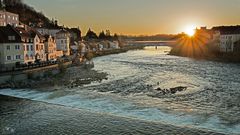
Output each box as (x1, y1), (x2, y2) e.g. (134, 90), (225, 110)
(0, 66), (108, 90)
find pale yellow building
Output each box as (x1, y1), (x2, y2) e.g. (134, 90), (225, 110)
(44, 35), (63, 61)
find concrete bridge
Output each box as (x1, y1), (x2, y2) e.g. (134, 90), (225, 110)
(127, 41), (176, 46)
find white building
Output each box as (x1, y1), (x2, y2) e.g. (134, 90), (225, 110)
(0, 25), (24, 70)
(15, 26), (35, 64)
(0, 10), (19, 27)
(56, 29), (70, 56)
(109, 41), (120, 49)
(97, 43), (104, 51)
(220, 31), (240, 52)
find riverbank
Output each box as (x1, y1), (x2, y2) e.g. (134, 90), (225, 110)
(169, 46), (240, 63)
(0, 66), (108, 90)
(0, 45), (144, 90)
(94, 45), (145, 57)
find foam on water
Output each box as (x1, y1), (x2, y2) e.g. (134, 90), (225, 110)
(0, 88), (239, 134)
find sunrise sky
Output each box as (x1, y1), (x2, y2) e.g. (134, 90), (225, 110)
(24, 0), (240, 35)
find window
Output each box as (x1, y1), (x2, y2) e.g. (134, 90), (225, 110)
(25, 54), (29, 60)
(31, 45), (33, 51)
(8, 36), (15, 41)
(8, 16), (10, 19)
(16, 55), (21, 60)
(6, 45), (10, 50)
(27, 45), (29, 51)
(6, 56), (11, 61)
(29, 38), (33, 43)
(15, 45), (20, 50)
(61, 40), (63, 44)
(3, 15), (5, 19)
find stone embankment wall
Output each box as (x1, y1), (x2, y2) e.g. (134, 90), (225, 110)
(0, 62), (71, 85)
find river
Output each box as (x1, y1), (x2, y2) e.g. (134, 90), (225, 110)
(1, 46), (240, 135)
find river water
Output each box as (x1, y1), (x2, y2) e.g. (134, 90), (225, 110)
(1, 46), (240, 135)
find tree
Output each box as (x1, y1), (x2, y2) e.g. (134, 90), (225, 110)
(85, 28), (98, 40)
(99, 31), (106, 39)
(3, 0), (22, 6)
(0, 1), (3, 9)
(113, 33), (119, 40)
(106, 30), (111, 40)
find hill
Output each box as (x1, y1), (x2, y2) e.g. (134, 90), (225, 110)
(2, 0), (60, 28)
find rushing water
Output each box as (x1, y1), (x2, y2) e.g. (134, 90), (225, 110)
(1, 46), (240, 134)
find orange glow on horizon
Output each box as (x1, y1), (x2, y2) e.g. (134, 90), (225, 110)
(173, 31), (210, 58)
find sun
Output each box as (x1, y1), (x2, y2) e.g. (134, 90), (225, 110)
(184, 25), (196, 37)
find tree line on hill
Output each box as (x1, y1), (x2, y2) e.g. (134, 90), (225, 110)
(2, 0), (60, 28)
(84, 29), (119, 41)
(119, 34), (184, 41)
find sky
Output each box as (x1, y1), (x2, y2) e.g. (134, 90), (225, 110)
(24, 0), (240, 35)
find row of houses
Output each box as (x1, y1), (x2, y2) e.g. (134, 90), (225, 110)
(0, 10), (121, 71)
(0, 10), (76, 71)
(194, 26), (240, 53)
(0, 24), (72, 70)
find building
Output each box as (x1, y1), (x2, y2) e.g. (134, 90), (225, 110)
(219, 30), (240, 52)
(0, 25), (24, 71)
(67, 27), (82, 46)
(195, 27), (214, 44)
(34, 33), (46, 62)
(234, 40), (240, 52)
(56, 29), (70, 56)
(0, 10), (19, 27)
(109, 41), (120, 49)
(14, 26), (35, 64)
(44, 35), (63, 61)
(36, 28), (61, 38)
(14, 25), (46, 63)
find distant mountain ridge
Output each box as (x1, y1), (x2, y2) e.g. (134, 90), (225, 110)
(2, 0), (60, 28)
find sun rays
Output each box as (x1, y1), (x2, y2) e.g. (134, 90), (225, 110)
(171, 29), (212, 58)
